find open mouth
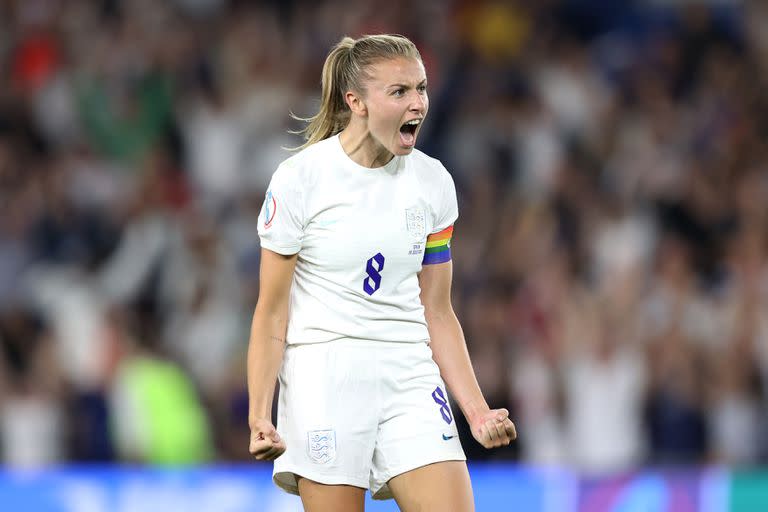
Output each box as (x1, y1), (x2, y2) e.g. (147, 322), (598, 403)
(399, 119), (421, 147)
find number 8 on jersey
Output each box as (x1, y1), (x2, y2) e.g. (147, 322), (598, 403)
(364, 253), (385, 296)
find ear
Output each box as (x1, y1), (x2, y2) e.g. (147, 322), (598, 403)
(345, 90), (367, 117)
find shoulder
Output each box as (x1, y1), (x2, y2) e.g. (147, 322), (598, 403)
(408, 148), (454, 188)
(283, 136), (337, 167)
(270, 137), (338, 188)
(408, 149), (458, 226)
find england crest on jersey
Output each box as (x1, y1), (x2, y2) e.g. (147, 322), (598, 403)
(405, 207), (426, 242)
(307, 429), (336, 464)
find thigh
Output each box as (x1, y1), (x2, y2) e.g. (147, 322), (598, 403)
(297, 477), (366, 512)
(388, 461), (474, 512)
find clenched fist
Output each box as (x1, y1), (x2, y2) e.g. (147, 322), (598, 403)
(249, 418), (286, 461)
(470, 408), (517, 449)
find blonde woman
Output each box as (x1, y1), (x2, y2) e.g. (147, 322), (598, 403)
(247, 34), (516, 512)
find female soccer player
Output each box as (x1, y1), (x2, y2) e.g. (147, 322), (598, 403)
(247, 34), (516, 512)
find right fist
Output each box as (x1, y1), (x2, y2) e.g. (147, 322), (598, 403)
(249, 419), (286, 461)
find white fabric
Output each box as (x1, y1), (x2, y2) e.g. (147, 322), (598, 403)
(1, 396), (62, 468)
(272, 339), (465, 500)
(25, 267), (108, 390)
(709, 395), (761, 465)
(257, 135), (458, 344)
(563, 347), (647, 474)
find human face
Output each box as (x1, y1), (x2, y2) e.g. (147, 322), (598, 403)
(360, 57), (428, 157)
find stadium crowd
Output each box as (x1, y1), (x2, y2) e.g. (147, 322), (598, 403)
(1, 0), (767, 475)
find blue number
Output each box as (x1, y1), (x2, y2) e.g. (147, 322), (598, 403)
(432, 386), (453, 424)
(363, 253), (385, 295)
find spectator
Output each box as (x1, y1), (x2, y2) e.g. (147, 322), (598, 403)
(0, 0), (766, 468)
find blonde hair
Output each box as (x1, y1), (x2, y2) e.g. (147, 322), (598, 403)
(292, 34), (422, 150)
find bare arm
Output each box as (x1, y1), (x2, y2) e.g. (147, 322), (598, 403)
(419, 261), (516, 448)
(247, 248), (297, 460)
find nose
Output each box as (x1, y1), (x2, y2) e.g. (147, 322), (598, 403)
(410, 91), (427, 113)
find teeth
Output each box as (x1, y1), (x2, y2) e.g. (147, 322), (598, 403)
(405, 119), (420, 126)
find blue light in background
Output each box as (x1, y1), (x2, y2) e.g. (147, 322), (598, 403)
(0, 465), (732, 512)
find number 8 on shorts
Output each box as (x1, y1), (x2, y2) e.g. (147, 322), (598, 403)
(431, 386), (453, 424)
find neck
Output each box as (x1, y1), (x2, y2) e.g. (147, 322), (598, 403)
(339, 123), (393, 168)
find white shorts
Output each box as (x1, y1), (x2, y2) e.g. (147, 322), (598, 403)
(272, 339), (466, 500)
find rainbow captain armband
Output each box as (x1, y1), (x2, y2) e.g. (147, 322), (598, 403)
(422, 225), (453, 265)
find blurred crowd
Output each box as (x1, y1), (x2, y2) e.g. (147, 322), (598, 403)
(1, 0), (768, 474)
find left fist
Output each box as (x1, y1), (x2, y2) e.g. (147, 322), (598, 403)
(470, 408), (516, 449)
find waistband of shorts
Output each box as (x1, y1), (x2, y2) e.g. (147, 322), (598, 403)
(286, 338), (430, 350)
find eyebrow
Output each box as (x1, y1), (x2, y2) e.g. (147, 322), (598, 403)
(387, 79), (428, 89)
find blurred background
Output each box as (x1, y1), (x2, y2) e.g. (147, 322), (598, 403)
(1, 0), (768, 510)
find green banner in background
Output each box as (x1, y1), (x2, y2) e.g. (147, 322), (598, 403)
(730, 471), (768, 512)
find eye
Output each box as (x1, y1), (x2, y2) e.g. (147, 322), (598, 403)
(392, 88), (405, 97)
(417, 84), (427, 93)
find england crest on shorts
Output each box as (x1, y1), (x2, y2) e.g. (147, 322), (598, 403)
(307, 429), (336, 464)
(405, 207), (426, 242)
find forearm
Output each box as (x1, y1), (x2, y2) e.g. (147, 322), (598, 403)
(426, 308), (489, 424)
(247, 306), (287, 428)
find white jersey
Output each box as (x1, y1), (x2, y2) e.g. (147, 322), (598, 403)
(257, 134), (458, 344)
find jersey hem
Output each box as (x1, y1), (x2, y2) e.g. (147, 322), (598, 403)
(285, 336), (431, 346)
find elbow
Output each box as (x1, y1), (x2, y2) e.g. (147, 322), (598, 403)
(424, 304), (454, 326)
(254, 295), (289, 318)
(252, 302), (289, 330)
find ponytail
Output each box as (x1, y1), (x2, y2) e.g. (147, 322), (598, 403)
(291, 34), (421, 151)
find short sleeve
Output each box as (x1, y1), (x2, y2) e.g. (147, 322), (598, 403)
(257, 165), (304, 255)
(422, 165), (458, 265)
(431, 165), (458, 234)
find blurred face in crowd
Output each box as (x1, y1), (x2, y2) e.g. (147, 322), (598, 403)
(349, 57), (429, 160)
